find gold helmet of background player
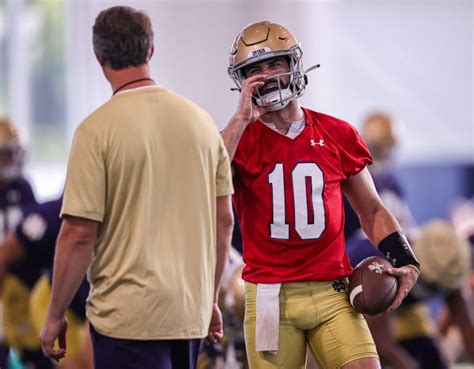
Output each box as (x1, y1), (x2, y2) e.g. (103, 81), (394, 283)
(361, 112), (399, 176)
(0, 119), (24, 182)
(228, 21), (307, 111)
(362, 112), (398, 149)
(226, 265), (245, 322)
(413, 220), (471, 291)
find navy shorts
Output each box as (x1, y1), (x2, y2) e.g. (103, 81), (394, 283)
(90, 324), (203, 369)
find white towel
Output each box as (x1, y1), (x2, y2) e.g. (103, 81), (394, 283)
(255, 283), (281, 353)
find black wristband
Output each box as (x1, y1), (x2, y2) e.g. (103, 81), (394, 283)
(378, 231), (420, 270)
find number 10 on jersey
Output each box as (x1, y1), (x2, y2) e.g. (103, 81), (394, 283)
(268, 162), (326, 240)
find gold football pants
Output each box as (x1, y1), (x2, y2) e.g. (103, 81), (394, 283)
(244, 280), (378, 369)
(29, 275), (87, 361)
(3, 274), (39, 351)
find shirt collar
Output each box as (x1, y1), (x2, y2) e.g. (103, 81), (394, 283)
(263, 115), (306, 139)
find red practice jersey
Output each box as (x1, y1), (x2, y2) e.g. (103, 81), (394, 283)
(233, 108), (373, 283)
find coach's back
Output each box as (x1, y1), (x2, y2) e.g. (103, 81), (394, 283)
(61, 86), (232, 339)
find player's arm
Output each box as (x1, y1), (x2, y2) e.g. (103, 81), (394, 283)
(342, 168), (399, 244)
(365, 314), (419, 369)
(342, 168), (419, 310)
(444, 288), (474, 359)
(0, 233), (26, 295)
(207, 195), (234, 344)
(221, 75), (267, 160)
(40, 215), (98, 361)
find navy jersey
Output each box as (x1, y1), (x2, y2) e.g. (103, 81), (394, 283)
(8, 199), (60, 288)
(0, 177), (36, 240)
(345, 233), (384, 267)
(12, 197), (89, 319)
(14, 199), (62, 272)
(344, 171), (407, 239)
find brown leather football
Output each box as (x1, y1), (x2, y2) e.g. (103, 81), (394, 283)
(349, 256), (398, 315)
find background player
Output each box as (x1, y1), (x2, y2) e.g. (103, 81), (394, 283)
(221, 21), (419, 369)
(0, 118), (38, 368)
(0, 197), (92, 369)
(437, 199), (474, 365)
(345, 113), (474, 368)
(348, 219), (473, 369)
(344, 112), (415, 240)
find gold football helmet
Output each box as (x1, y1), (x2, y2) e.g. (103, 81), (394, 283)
(227, 264), (245, 322)
(362, 112), (398, 148)
(0, 118), (24, 182)
(362, 112), (399, 176)
(413, 220), (471, 291)
(228, 21), (318, 111)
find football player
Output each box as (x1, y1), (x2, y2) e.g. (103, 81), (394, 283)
(437, 200), (474, 364)
(347, 220), (473, 368)
(0, 118), (38, 368)
(0, 119), (36, 238)
(221, 21), (419, 369)
(344, 112), (415, 240)
(345, 114), (473, 368)
(0, 197), (92, 369)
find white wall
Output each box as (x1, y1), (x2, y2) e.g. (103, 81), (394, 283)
(66, 0), (473, 165)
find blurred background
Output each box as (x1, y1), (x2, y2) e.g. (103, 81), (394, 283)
(0, 0), (472, 221)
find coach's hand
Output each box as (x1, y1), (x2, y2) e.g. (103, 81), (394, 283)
(206, 302), (224, 344)
(40, 315), (68, 362)
(386, 265), (419, 311)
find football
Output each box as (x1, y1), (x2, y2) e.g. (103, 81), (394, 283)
(348, 256), (398, 316)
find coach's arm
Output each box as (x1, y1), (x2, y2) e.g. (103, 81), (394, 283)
(207, 195), (234, 344)
(40, 215), (98, 362)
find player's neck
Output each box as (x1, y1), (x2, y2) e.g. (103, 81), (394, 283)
(260, 101), (304, 135)
(105, 65), (155, 95)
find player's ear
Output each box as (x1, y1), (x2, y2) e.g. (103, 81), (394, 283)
(94, 50), (106, 67)
(147, 46), (154, 62)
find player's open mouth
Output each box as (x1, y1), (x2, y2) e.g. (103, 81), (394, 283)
(260, 83), (279, 94)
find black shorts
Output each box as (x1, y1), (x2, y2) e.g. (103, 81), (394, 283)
(90, 324), (203, 369)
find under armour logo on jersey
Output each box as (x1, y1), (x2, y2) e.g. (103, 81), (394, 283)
(310, 139), (324, 146)
(368, 261), (384, 274)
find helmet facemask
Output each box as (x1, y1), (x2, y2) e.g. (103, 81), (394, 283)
(229, 21), (320, 112)
(229, 46), (306, 111)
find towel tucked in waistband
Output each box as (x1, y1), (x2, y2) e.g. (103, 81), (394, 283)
(255, 283), (281, 353)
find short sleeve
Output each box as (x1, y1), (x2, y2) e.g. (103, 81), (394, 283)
(61, 124), (105, 221)
(216, 137), (234, 197)
(339, 126), (373, 179)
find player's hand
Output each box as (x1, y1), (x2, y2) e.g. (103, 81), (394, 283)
(206, 302), (223, 345)
(40, 315), (68, 362)
(386, 265), (419, 311)
(234, 74), (269, 125)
